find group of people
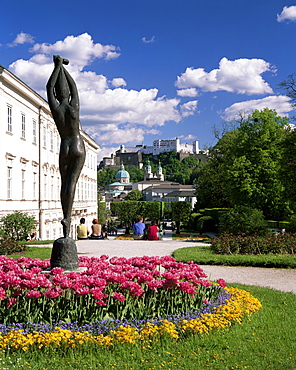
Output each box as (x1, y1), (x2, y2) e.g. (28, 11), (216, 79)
(132, 216), (163, 240)
(77, 216), (164, 241)
(76, 218), (108, 240)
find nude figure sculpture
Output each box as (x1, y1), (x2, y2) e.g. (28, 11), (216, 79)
(46, 55), (86, 239)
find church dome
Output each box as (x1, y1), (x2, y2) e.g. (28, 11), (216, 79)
(115, 163), (130, 182)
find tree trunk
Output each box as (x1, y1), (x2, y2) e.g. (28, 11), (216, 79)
(176, 221), (181, 234)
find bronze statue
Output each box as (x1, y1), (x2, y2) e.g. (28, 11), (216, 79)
(47, 55), (86, 239)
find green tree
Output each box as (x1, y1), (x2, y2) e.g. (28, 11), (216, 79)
(171, 201), (191, 234)
(111, 201), (143, 234)
(223, 109), (289, 219)
(218, 206), (267, 236)
(97, 168), (118, 189)
(171, 169), (191, 184)
(196, 109), (290, 219)
(181, 157), (199, 168)
(125, 166), (145, 183)
(126, 189), (143, 201)
(0, 211), (38, 241)
(142, 201), (164, 222)
(195, 130), (236, 208)
(280, 127), (296, 212)
(98, 201), (109, 224)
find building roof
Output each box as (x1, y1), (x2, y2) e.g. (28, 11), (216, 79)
(135, 180), (172, 185)
(163, 189), (196, 198)
(144, 184), (194, 191)
(106, 181), (132, 187)
(115, 170), (130, 178)
(115, 163), (130, 179)
(116, 146), (141, 153)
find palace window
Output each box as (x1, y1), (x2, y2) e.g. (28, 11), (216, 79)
(44, 174), (47, 199)
(21, 114), (26, 138)
(43, 127), (47, 148)
(21, 170), (25, 199)
(7, 106), (12, 133)
(33, 120), (37, 144)
(33, 172), (37, 200)
(51, 176), (54, 200)
(50, 131), (54, 151)
(7, 167), (12, 199)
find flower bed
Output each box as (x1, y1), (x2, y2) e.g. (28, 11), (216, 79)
(174, 234), (211, 242)
(114, 235), (134, 240)
(0, 287), (262, 351)
(0, 255), (222, 324)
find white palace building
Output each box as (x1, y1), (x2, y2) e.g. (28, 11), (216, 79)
(0, 65), (99, 240)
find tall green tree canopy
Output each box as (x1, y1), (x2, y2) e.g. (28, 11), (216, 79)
(224, 109), (289, 219)
(111, 201), (144, 234)
(196, 109), (290, 219)
(171, 201), (191, 234)
(125, 189), (143, 201)
(195, 130), (237, 209)
(280, 126), (296, 211)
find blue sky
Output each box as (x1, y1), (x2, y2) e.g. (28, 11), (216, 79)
(1, 0), (296, 160)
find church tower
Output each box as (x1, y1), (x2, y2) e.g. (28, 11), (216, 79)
(144, 159), (153, 180)
(156, 161), (164, 181)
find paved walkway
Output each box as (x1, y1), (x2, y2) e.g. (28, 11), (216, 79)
(76, 230), (296, 294)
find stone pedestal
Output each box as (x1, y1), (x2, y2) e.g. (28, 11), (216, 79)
(50, 237), (78, 271)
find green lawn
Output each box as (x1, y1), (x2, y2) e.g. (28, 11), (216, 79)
(173, 245), (296, 268)
(7, 246), (52, 260)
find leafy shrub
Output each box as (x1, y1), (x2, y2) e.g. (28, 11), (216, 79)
(0, 235), (27, 255)
(211, 232), (296, 255)
(286, 215), (296, 232)
(196, 216), (216, 233)
(0, 211), (38, 241)
(218, 206), (266, 236)
(185, 213), (202, 231)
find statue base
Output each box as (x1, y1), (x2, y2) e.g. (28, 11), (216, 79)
(50, 237), (79, 271)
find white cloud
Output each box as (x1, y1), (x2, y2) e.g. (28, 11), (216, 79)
(9, 33), (183, 134)
(223, 95), (293, 120)
(180, 100), (198, 118)
(30, 33), (120, 69)
(85, 124), (161, 147)
(176, 57), (274, 95)
(181, 134), (198, 140)
(97, 146), (119, 162)
(8, 32), (35, 47)
(142, 36), (156, 43)
(111, 78), (127, 87)
(177, 88), (199, 97)
(277, 6), (296, 22)
(8, 33), (210, 154)
(78, 88), (181, 126)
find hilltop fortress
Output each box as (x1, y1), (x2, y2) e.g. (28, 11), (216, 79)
(103, 138), (202, 167)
